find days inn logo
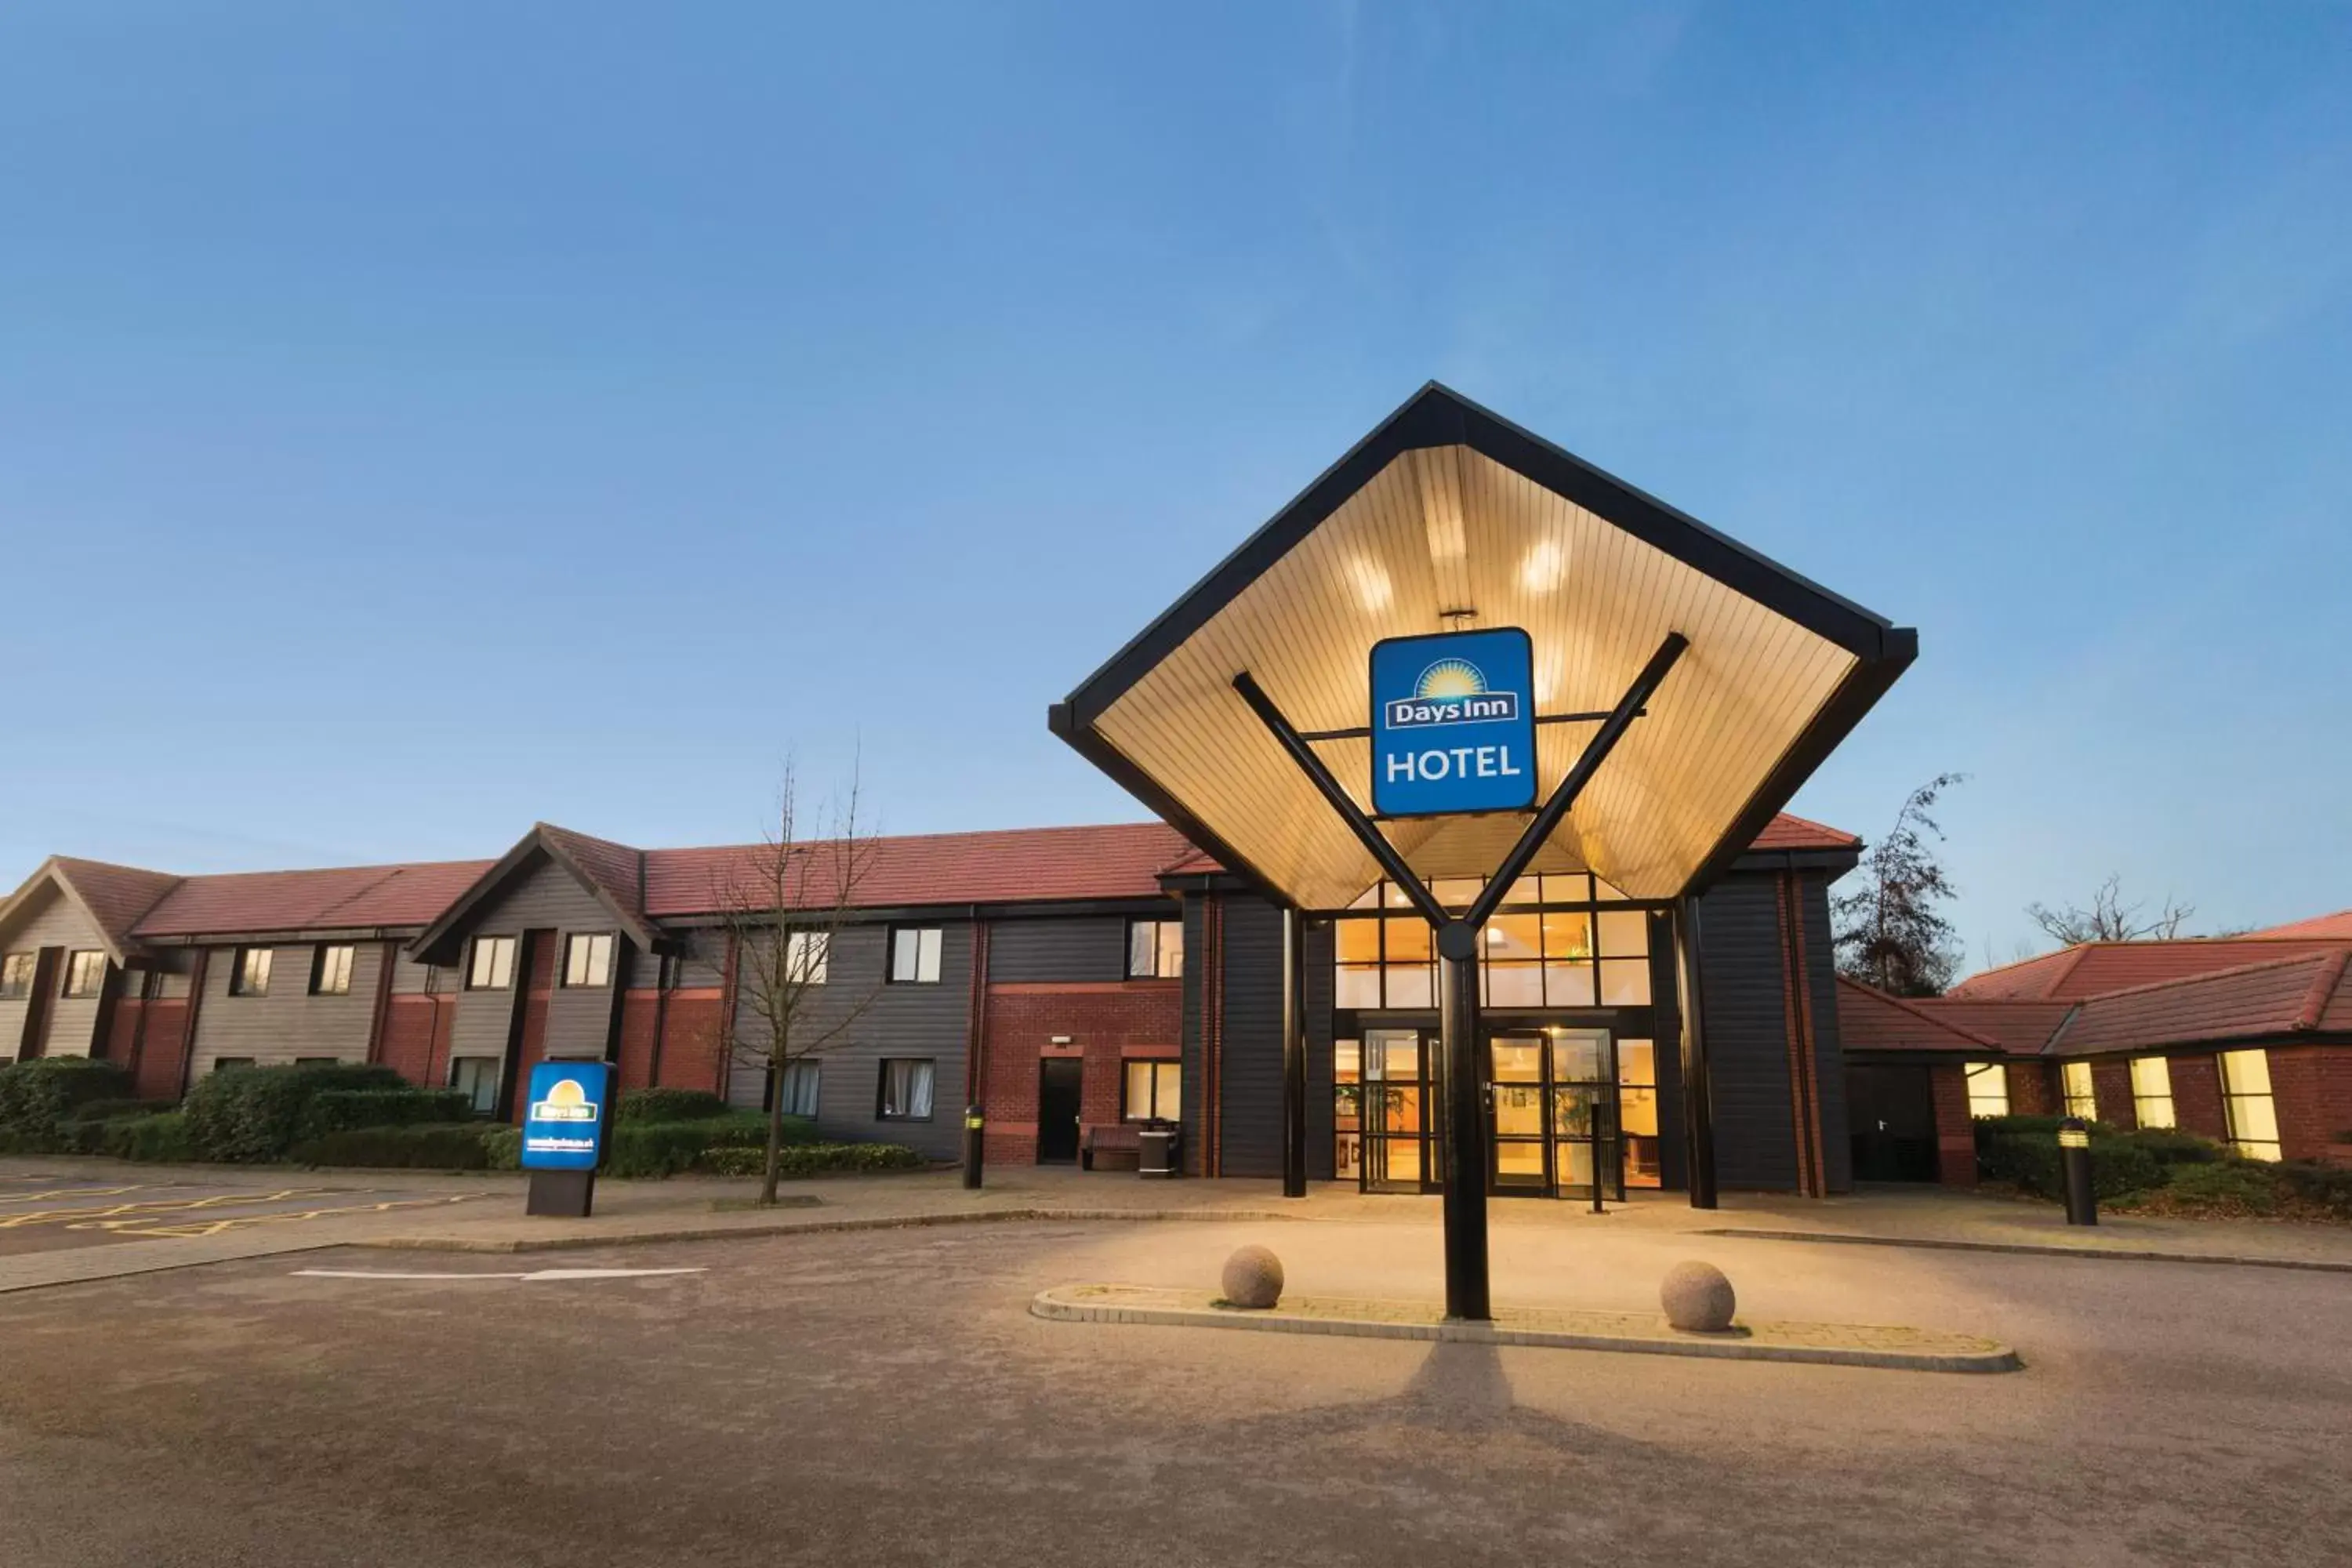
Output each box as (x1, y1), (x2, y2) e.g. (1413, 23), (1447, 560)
(1384, 657), (1523, 730)
(528, 1076), (600, 1124)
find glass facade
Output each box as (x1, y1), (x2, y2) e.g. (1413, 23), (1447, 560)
(2218, 1050), (2281, 1161)
(2129, 1056), (2176, 1129)
(2061, 1060), (2096, 1120)
(1334, 875), (1650, 1011)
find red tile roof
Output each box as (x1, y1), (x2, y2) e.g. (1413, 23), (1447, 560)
(132, 860), (497, 938)
(2246, 908), (2352, 941)
(1946, 938), (2350, 1001)
(1834, 978), (2002, 1054)
(539, 825), (646, 918)
(1897, 997), (2075, 1054)
(47, 858), (183, 951)
(2049, 950), (2352, 1055)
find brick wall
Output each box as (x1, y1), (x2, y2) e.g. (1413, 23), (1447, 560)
(980, 981), (1182, 1166)
(103, 999), (143, 1063)
(2267, 1044), (2352, 1163)
(129, 1000), (193, 1102)
(655, 993), (728, 1094)
(2170, 1052), (2227, 1141)
(2090, 1058), (2136, 1129)
(1928, 1063), (1977, 1186)
(616, 992), (661, 1092)
(379, 995), (456, 1088)
(2005, 1061), (2056, 1115)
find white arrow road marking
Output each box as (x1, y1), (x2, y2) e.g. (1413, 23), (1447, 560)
(292, 1266), (706, 1282)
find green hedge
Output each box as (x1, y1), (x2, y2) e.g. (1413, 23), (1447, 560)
(2278, 1160), (2352, 1219)
(483, 1127), (522, 1171)
(181, 1062), (408, 1163)
(615, 1087), (728, 1123)
(604, 1111), (810, 1178)
(301, 1087), (475, 1138)
(695, 1142), (927, 1178)
(0, 1058), (136, 1149)
(1978, 1127), (2166, 1200)
(290, 1123), (498, 1171)
(99, 1111), (197, 1163)
(70, 1096), (169, 1125)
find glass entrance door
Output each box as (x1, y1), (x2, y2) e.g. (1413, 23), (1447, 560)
(1361, 1029), (1441, 1192)
(1486, 1033), (1551, 1194)
(1548, 1028), (1622, 1202)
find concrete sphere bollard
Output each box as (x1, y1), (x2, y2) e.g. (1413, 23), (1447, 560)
(1220, 1245), (1285, 1309)
(1661, 1260), (1737, 1333)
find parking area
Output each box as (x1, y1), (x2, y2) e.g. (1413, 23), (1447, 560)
(0, 1214), (2346, 1566)
(0, 1171), (479, 1254)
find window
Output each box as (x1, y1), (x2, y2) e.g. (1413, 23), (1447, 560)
(212, 1057), (256, 1073)
(1964, 1061), (2009, 1118)
(467, 936), (516, 991)
(781, 1060), (820, 1117)
(311, 944), (356, 996)
(1122, 1059), (1181, 1121)
(561, 932), (614, 989)
(877, 1058), (935, 1120)
(1336, 877), (1651, 1011)
(62, 950), (107, 999)
(2, 952), (34, 1000)
(786, 931), (829, 985)
(449, 1057), (499, 1116)
(227, 947), (272, 997)
(119, 967), (147, 1000)
(1127, 919), (1182, 978)
(889, 927), (942, 984)
(2130, 1056), (2176, 1130)
(2061, 1060), (2096, 1120)
(2219, 1049), (2281, 1161)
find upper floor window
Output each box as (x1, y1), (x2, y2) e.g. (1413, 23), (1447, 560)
(2129, 1056), (2176, 1129)
(561, 932), (614, 989)
(1334, 880), (1651, 1011)
(467, 935), (516, 991)
(228, 947), (272, 998)
(63, 950), (108, 999)
(786, 931), (829, 985)
(1963, 1061), (2009, 1119)
(890, 926), (942, 985)
(1127, 919), (1183, 978)
(2060, 1060), (2096, 1120)
(0, 952), (33, 1000)
(311, 944), (356, 996)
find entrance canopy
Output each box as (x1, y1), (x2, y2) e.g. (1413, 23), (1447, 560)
(1051, 384), (1915, 912)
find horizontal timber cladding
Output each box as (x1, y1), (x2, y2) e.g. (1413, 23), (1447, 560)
(0, 887), (111, 1058)
(1796, 871), (1852, 1194)
(187, 940), (390, 1073)
(724, 920), (973, 1164)
(1691, 873), (1804, 1192)
(1214, 895), (1287, 1178)
(440, 850), (624, 1091)
(1180, 895), (1211, 1174)
(985, 914), (1134, 984)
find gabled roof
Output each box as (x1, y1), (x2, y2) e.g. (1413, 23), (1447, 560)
(1834, 977), (2002, 1056)
(2246, 908), (2352, 941)
(133, 859), (494, 939)
(0, 857), (182, 964)
(1947, 937), (2350, 1001)
(405, 824), (662, 959)
(1901, 997), (2077, 1055)
(645, 822), (1199, 916)
(2048, 949), (2352, 1055)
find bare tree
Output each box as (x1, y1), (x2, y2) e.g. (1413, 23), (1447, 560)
(712, 760), (883, 1206)
(2026, 874), (2195, 946)
(1831, 773), (1967, 997)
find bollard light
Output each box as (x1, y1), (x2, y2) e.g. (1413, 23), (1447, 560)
(2057, 1115), (2096, 1226)
(962, 1105), (985, 1191)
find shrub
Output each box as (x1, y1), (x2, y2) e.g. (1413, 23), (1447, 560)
(604, 1110), (806, 1178)
(301, 1087), (474, 1139)
(101, 1110), (196, 1163)
(181, 1062), (407, 1163)
(694, 1142), (927, 1178)
(0, 1058), (136, 1148)
(2120, 1127), (2225, 1167)
(482, 1127), (522, 1171)
(290, 1123), (497, 1171)
(1980, 1128), (2165, 1200)
(2276, 1160), (2352, 1220)
(69, 1096), (169, 1125)
(2143, 1160), (2284, 1215)
(615, 1087), (728, 1123)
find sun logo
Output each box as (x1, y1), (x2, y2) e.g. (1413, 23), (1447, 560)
(529, 1076), (600, 1123)
(1415, 659), (1487, 700)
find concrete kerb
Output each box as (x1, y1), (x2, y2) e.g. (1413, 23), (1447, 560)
(359, 1207), (1308, 1254)
(1700, 1227), (2352, 1276)
(1032, 1283), (2024, 1374)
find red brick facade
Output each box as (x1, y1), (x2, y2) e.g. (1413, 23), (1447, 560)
(379, 995), (457, 1090)
(2169, 1052), (2227, 1141)
(2267, 1045), (2352, 1163)
(2089, 1058), (2135, 1129)
(2005, 1060), (2056, 1115)
(978, 980), (1181, 1166)
(1927, 1063), (1977, 1185)
(127, 999), (194, 1102)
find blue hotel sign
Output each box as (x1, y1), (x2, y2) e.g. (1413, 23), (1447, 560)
(521, 1060), (612, 1171)
(1370, 627), (1538, 818)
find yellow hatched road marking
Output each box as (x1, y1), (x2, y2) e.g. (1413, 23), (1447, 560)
(0, 1185), (158, 1207)
(66, 1193), (478, 1240)
(0, 1189), (332, 1229)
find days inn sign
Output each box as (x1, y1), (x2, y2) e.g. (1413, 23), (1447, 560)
(1370, 626), (1537, 818)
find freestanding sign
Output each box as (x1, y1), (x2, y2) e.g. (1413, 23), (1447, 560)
(1370, 627), (1538, 818)
(521, 1058), (611, 1218)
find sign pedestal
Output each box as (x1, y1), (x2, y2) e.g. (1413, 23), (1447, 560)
(526, 1169), (597, 1218)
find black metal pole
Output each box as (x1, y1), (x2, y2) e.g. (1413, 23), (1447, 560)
(1438, 938), (1490, 1322)
(1673, 897), (1719, 1210)
(962, 1104), (985, 1191)
(2060, 1117), (2096, 1225)
(1281, 906), (1308, 1198)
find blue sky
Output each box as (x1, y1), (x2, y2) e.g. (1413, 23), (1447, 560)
(2, 2), (2347, 964)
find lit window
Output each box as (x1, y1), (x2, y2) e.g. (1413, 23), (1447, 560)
(1122, 1059), (1181, 1121)
(781, 1060), (820, 1117)
(228, 947), (272, 998)
(561, 932), (614, 989)
(786, 931), (829, 985)
(877, 1058), (935, 1120)
(1127, 918), (1182, 978)
(1964, 1061), (2009, 1118)
(1, 952), (34, 1000)
(311, 944), (356, 996)
(2061, 1060), (2096, 1120)
(467, 936), (516, 991)
(1333, 1038), (1363, 1180)
(1618, 1037), (1661, 1189)
(2129, 1056), (2176, 1129)
(449, 1057), (499, 1116)
(889, 927), (942, 985)
(1338, 880), (1647, 1012)
(2218, 1050), (2281, 1161)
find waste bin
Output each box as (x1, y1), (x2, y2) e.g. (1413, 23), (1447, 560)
(1138, 1120), (1179, 1178)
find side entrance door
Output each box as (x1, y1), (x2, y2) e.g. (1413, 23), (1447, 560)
(1848, 1063), (1939, 1181)
(1037, 1058), (1083, 1163)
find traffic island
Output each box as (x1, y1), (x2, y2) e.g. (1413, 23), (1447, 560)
(1031, 1283), (2021, 1374)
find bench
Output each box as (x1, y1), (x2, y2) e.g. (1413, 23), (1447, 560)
(1080, 1123), (1142, 1171)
